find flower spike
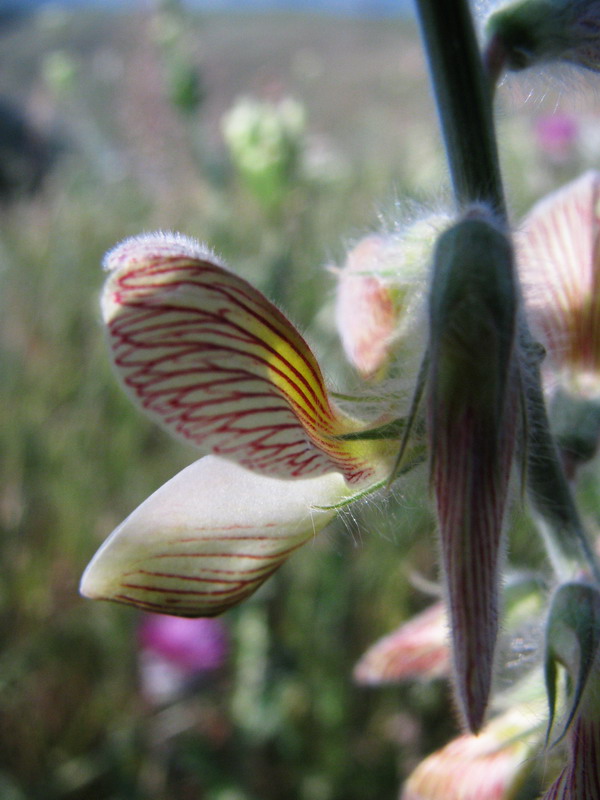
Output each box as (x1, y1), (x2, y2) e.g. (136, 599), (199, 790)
(428, 211), (520, 733)
(102, 233), (391, 486)
(80, 455), (349, 617)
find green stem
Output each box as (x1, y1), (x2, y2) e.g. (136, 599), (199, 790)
(524, 353), (600, 584)
(415, 0), (506, 216)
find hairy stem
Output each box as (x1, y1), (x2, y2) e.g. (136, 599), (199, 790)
(415, 0), (506, 215)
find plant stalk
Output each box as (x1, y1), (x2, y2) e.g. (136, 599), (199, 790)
(415, 0), (506, 216)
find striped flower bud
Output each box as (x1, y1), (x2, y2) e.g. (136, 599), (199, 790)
(401, 703), (543, 800)
(353, 601), (450, 685)
(428, 210), (520, 732)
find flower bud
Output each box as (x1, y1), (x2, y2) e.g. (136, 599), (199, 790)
(353, 601), (450, 685)
(401, 704), (543, 800)
(541, 581), (600, 798)
(486, 0), (600, 74)
(334, 216), (448, 379)
(428, 209), (519, 732)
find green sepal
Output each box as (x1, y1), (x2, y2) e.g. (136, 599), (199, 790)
(386, 351), (429, 486)
(335, 418), (408, 441)
(544, 581), (600, 744)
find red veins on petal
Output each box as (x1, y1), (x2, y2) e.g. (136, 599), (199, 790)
(102, 234), (378, 484)
(353, 601), (450, 685)
(518, 170), (600, 373)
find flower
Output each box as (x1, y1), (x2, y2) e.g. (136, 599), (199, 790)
(516, 170), (600, 475)
(221, 95), (305, 210)
(400, 704), (543, 800)
(517, 170), (600, 391)
(353, 601), (450, 685)
(138, 614), (228, 703)
(334, 217), (448, 380)
(334, 235), (399, 379)
(80, 232), (403, 616)
(139, 613), (228, 673)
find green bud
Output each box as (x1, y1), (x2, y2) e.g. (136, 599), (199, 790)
(428, 209), (520, 733)
(487, 0), (600, 73)
(544, 580), (600, 743)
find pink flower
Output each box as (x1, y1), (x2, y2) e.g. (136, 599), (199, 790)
(335, 235), (398, 379)
(517, 170), (600, 391)
(400, 705), (542, 800)
(534, 114), (579, 161)
(138, 614), (228, 674)
(353, 602), (449, 685)
(334, 217), (448, 380)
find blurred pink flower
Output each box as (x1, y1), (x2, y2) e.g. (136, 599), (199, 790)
(139, 613), (228, 675)
(401, 706), (542, 800)
(353, 601), (449, 685)
(534, 114), (579, 161)
(335, 235), (398, 379)
(517, 170), (600, 392)
(334, 217), (448, 380)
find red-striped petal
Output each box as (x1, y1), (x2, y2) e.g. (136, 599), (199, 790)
(353, 601), (450, 685)
(102, 234), (388, 486)
(80, 455), (350, 617)
(401, 706), (541, 800)
(517, 170), (600, 378)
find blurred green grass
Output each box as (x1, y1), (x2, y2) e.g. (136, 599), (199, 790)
(0, 5), (598, 799)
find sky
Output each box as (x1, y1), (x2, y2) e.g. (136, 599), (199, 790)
(1, 0), (413, 17)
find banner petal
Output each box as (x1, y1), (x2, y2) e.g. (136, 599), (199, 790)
(102, 233), (387, 485)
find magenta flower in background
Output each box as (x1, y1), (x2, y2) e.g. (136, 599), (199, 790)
(139, 613), (229, 675)
(534, 113), (579, 161)
(138, 613), (229, 704)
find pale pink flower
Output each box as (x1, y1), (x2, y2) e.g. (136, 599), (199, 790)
(400, 706), (542, 800)
(334, 217), (448, 380)
(534, 114), (579, 162)
(353, 602), (449, 685)
(335, 235), (398, 379)
(517, 170), (600, 393)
